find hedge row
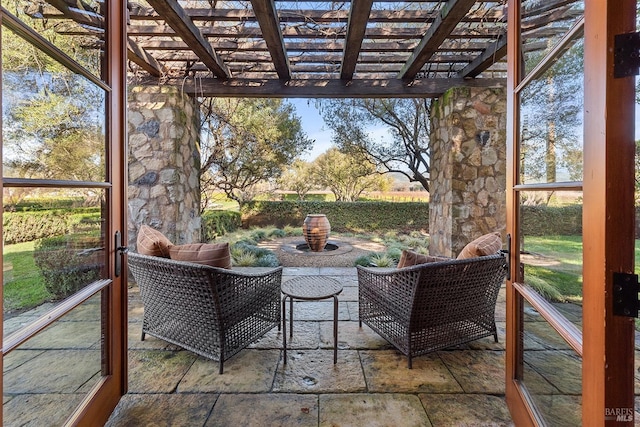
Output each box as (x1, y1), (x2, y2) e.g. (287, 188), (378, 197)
(3, 209), (102, 244)
(240, 201), (430, 232)
(201, 210), (242, 241)
(240, 201), (587, 236)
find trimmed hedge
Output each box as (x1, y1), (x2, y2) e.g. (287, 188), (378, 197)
(240, 201), (430, 232)
(3, 209), (102, 245)
(202, 210), (242, 241)
(242, 201), (592, 236)
(521, 205), (582, 236)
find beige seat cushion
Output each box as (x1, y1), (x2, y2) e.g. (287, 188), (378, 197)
(137, 225), (173, 257)
(457, 232), (502, 260)
(397, 250), (451, 268)
(169, 242), (232, 269)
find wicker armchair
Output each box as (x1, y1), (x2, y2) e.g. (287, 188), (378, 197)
(357, 253), (507, 368)
(128, 253), (282, 374)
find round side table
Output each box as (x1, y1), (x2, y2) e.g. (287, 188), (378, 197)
(281, 275), (343, 364)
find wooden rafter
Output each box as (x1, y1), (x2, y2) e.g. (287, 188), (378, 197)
(127, 38), (164, 77)
(144, 0), (230, 79)
(398, 0), (478, 80)
(458, 33), (507, 78)
(156, 77), (505, 98)
(249, 0), (290, 80)
(340, 0), (374, 80)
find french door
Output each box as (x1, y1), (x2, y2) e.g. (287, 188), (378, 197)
(0, 0), (127, 424)
(505, 0), (637, 425)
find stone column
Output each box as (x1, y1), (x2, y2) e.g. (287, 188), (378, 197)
(429, 87), (507, 257)
(127, 86), (201, 250)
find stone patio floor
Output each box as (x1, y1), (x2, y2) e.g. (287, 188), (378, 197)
(3, 267), (589, 426)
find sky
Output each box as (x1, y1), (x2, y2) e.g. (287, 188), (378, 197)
(289, 98), (334, 160)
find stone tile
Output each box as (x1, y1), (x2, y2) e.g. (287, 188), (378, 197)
(320, 267), (357, 277)
(3, 393), (85, 426)
(346, 301), (359, 320)
(106, 393), (218, 427)
(4, 350), (101, 394)
(525, 321), (573, 350)
(4, 313), (45, 336)
(3, 349), (44, 371)
(127, 350), (197, 393)
(524, 350), (581, 395)
(127, 323), (181, 350)
(494, 300), (506, 322)
(438, 350), (505, 394)
(529, 394), (582, 426)
(551, 302), (582, 324)
(522, 359), (562, 395)
(287, 301), (350, 321)
(250, 321), (319, 350)
(319, 321), (392, 350)
(127, 297), (146, 323)
(178, 350), (280, 393)
(19, 320), (102, 350)
(320, 394), (431, 427)
(274, 349), (366, 393)
(419, 394), (513, 426)
(283, 267), (321, 276)
(206, 394), (318, 427)
(60, 296), (101, 321)
(336, 285), (358, 302)
(461, 324), (505, 351)
(359, 350), (463, 393)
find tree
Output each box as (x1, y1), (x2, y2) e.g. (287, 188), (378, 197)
(2, 27), (105, 186)
(312, 148), (390, 201)
(520, 40), (583, 187)
(199, 98), (314, 207)
(277, 160), (317, 200)
(319, 98), (431, 191)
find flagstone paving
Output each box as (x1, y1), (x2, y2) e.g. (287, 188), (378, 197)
(4, 267), (590, 426)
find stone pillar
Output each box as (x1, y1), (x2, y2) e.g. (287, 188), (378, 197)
(429, 87), (507, 257)
(127, 86), (201, 250)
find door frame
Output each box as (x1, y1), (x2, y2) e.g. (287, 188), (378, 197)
(505, 0), (637, 425)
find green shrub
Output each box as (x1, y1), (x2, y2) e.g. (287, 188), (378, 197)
(230, 241), (279, 267)
(241, 201), (429, 232)
(202, 210), (241, 241)
(3, 210), (102, 245)
(33, 234), (104, 299)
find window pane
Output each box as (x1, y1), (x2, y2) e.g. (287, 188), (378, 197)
(2, 27), (106, 182)
(520, 0), (584, 77)
(3, 188), (106, 330)
(3, 294), (104, 425)
(520, 195), (583, 331)
(519, 38), (583, 185)
(522, 301), (582, 426)
(3, 0), (104, 78)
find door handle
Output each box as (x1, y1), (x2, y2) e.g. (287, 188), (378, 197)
(115, 231), (128, 277)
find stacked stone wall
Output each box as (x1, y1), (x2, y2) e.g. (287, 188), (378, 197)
(127, 86), (201, 249)
(429, 87), (507, 257)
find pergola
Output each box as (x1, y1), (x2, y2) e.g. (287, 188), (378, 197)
(36, 0), (579, 98)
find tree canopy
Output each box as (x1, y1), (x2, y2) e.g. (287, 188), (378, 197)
(199, 98), (313, 206)
(312, 148), (391, 201)
(319, 98), (431, 191)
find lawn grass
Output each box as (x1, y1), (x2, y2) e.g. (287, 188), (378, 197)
(3, 241), (50, 314)
(522, 236), (640, 303)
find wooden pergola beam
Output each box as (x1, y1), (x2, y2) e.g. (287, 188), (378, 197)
(398, 0), (477, 79)
(127, 37), (164, 77)
(148, 77), (505, 98)
(249, 0), (291, 80)
(126, 24), (504, 39)
(340, 0), (374, 80)
(458, 33), (507, 78)
(144, 0), (230, 79)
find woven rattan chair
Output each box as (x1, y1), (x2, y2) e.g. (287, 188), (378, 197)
(357, 253), (507, 368)
(128, 252), (282, 374)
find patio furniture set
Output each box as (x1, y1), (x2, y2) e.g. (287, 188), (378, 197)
(128, 226), (507, 373)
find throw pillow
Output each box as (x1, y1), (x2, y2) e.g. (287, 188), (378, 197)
(137, 225), (173, 257)
(169, 242), (232, 269)
(397, 250), (451, 268)
(456, 232), (502, 260)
